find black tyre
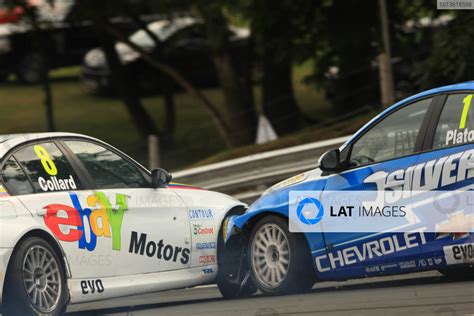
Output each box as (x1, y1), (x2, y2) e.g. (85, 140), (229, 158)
(216, 216), (257, 299)
(439, 265), (474, 280)
(16, 53), (45, 84)
(3, 237), (68, 316)
(248, 215), (315, 296)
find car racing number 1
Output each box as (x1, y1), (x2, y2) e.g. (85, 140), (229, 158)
(460, 94), (472, 129)
(34, 145), (58, 176)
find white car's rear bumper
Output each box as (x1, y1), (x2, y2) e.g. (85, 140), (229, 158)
(0, 248), (13, 306)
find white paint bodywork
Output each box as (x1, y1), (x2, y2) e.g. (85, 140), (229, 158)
(0, 133), (245, 308)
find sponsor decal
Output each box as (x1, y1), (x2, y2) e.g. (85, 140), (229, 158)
(196, 242), (217, 250)
(44, 192), (128, 252)
(202, 268), (214, 274)
(399, 261), (416, 269)
(269, 173), (308, 192)
(443, 243), (474, 265)
(315, 231), (426, 272)
(0, 186), (9, 197)
(189, 209), (214, 220)
(380, 263), (398, 272)
(80, 279), (104, 295)
(129, 231), (190, 265)
(193, 225), (214, 235)
(199, 255), (216, 264)
(365, 150), (473, 192)
(365, 266), (380, 273)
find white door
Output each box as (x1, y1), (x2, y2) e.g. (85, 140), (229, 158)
(62, 139), (191, 275)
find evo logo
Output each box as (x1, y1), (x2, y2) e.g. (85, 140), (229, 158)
(444, 243), (474, 265)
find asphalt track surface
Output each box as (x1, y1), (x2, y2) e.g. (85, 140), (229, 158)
(66, 271), (474, 316)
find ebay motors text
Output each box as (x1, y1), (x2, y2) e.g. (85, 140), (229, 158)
(129, 231), (190, 264)
(315, 231), (426, 272)
(44, 192), (128, 252)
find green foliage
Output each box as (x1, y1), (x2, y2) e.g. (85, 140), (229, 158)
(418, 11), (474, 88)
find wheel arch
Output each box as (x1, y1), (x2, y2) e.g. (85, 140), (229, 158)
(3, 228), (71, 303)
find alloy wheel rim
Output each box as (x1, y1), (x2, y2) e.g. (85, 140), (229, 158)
(251, 223), (290, 289)
(22, 245), (62, 313)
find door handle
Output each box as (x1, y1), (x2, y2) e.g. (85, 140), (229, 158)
(36, 209), (47, 216)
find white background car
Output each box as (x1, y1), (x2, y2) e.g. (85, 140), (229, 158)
(0, 133), (247, 315)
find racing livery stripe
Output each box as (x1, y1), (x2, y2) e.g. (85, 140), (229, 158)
(167, 183), (205, 190)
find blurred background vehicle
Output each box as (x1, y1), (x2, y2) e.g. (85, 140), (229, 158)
(0, 0), (473, 172)
(81, 17), (251, 94)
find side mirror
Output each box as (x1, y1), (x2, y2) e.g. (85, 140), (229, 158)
(319, 149), (341, 172)
(151, 168), (172, 188)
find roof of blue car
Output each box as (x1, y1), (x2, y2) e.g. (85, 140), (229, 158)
(343, 81), (474, 148)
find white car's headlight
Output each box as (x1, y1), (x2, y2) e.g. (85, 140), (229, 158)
(0, 38), (11, 54)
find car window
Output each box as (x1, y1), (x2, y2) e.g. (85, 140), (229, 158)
(13, 142), (83, 193)
(1, 157), (34, 195)
(64, 140), (150, 189)
(433, 93), (473, 149)
(349, 98), (432, 166)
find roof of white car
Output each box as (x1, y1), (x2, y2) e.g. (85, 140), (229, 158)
(0, 132), (97, 158)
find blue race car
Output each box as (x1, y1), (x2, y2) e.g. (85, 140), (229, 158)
(219, 82), (473, 297)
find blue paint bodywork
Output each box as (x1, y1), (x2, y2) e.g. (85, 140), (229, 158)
(227, 82), (474, 280)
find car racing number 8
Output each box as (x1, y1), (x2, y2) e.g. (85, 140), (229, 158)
(34, 144), (58, 176)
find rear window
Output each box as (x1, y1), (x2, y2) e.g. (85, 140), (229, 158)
(1, 157), (34, 195)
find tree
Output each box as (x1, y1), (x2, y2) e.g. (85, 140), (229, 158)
(5, 0), (56, 131)
(418, 11), (474, 88)
(248, 0), (313, 135)
(197, 2), (257, 146)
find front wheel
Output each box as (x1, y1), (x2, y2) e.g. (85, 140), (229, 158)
(3, 237), (68, 316)
(216, 219), (256, 299)
(249, 215), (315, 296)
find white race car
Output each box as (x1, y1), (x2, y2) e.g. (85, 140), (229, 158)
(0, 133), (249, 315)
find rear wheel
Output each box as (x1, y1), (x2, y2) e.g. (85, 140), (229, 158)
(3, 237), (68, 316)
(249, 215), (315, 296)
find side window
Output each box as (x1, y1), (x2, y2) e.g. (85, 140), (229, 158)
(433, 93), (473, 149)
(1, 157), (34, 195)
(64, 141), (150, 189)
(14, 142), (83, 193)
(350, 98), (432, 166)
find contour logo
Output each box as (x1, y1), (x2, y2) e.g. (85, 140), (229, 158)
(296, 197), (324, 225)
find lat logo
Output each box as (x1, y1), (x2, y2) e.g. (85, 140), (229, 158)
(44, 192), (128, 252)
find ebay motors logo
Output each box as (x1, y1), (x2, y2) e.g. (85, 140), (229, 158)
(44, 192), (128, 252)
